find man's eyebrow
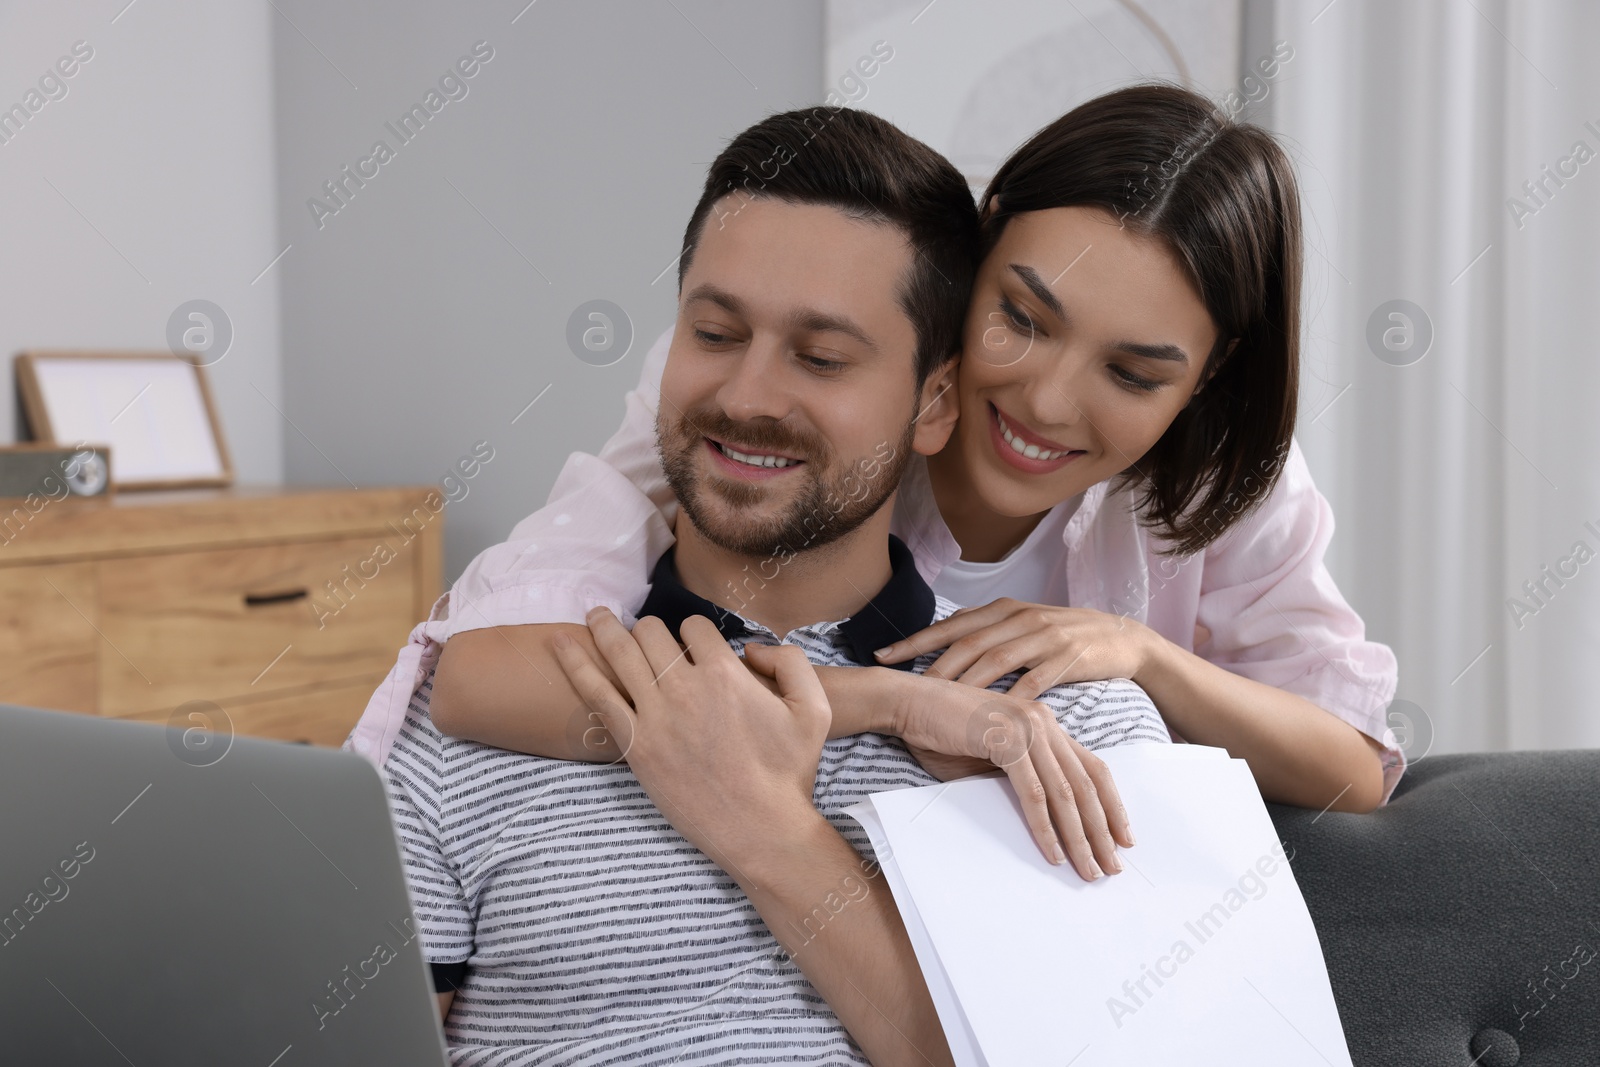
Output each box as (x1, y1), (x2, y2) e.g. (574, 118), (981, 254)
(1008, 263), (1191, 366)
(788, 308), (877, 352)
(683, 283), (746, 317)
(684, 283), (878, 352)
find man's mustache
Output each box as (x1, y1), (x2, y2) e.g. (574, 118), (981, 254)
(681, 413), (829, 465)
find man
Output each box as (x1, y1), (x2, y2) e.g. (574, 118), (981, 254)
(374, 107), (1169, 1064)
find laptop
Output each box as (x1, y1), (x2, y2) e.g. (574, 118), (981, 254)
(0, 702), (450, 1066)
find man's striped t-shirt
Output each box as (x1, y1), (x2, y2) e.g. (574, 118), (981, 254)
(382, 536), (1171, 1064)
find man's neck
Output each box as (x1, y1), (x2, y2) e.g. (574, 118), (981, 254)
(670, 506), (898, 639)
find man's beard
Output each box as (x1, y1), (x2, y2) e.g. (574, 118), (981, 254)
(657, 407), (915, 558)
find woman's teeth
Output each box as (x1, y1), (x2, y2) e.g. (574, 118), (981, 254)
(996, 410), (1076, 461)
(716, 441), (801, 468)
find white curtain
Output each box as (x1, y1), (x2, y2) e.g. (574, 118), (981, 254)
(1270, 0), (1600, 756)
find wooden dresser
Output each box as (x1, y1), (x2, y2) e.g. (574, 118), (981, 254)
(0, 485), (442, 747)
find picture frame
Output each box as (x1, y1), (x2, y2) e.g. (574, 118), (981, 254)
(14, 351), (234, 491)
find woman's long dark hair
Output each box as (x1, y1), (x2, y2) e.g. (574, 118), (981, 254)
(981, 84), (1302, 558)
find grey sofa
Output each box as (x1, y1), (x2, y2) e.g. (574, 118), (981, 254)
(1268, 750), (1600, 1066)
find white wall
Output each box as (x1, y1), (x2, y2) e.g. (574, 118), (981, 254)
(0, 1), (284, 483)
(825, 0), (1243, 195)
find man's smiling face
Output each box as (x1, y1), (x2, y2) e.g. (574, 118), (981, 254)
(656, 195), (924, 558)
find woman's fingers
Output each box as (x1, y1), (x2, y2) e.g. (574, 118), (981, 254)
(952, 630), (1065, 690)
(1039, 723), (1122, 879)
(1073, 740), (1135, 849)
(921, 614), (1043, 681)
(996, 749), (1072, 871)
(872, 599), (1012, 665)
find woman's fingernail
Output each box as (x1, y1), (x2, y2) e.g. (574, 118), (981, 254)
(873, 646), (893, 658)
(1127, 831), (1137, 846)
(1051, 843), (1066, 865)
(1107, 853), (1124, 873)
(553, 633), (572, 650)
(1089, 863), (1104, 880)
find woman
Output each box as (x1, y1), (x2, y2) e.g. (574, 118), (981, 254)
(350, 84), (1400, 876)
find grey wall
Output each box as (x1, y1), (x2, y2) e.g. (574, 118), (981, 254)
(273, 0), (824, 584)
(0, 1), (283, 482)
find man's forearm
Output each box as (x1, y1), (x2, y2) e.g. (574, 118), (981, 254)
(736, 811), (954, 1067)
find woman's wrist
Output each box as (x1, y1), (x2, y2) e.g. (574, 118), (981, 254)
(814, 664), (906, 738)
(1127, 618), (1170, 688)
(1127, 623), (1204, 738)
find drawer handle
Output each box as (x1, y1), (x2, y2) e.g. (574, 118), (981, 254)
(244, 587), (309, 607)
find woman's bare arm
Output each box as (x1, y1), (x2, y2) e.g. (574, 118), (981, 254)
(1132, 633), (1388, 812)
(429, 624), (895, 759)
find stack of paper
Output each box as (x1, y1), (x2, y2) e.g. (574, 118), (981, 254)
(846, 743), (1353, 1067)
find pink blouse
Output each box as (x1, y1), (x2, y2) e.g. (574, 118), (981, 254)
(345, 327), (1405, 804)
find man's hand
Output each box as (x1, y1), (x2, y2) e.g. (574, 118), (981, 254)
(550, 607), (956, 1065)
(885, 671), (1133, 882)
(550, 607), (830, 875)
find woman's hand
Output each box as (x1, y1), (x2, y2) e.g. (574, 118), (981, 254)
(902, 744), (992, 783)
(884, 671), (1133, 882)
(873, 597), (1157, 702)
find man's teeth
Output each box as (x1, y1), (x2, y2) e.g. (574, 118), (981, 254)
(996, 410), (1075, 461)
(717, 441), (801, 468)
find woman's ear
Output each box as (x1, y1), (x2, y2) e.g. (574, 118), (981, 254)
(1192, 337), (1240, 397)
(912, 358), (961, 456)
(981, 194), (1000, 223)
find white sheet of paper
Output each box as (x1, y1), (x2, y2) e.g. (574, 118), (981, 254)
(848, 744), (1352, 1067)
(847, 799), (989, 1066)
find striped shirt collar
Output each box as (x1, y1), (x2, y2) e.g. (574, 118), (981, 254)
(637, 533), (936, 671)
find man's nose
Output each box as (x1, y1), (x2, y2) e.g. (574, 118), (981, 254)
(716, 339), (796, 423)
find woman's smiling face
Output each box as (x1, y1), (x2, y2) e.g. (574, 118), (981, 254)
(946, 205), (1225, 520)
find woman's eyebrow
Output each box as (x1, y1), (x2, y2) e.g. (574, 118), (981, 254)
(1112, 340), (1190, 365)
(1007, 263), (1066, 319)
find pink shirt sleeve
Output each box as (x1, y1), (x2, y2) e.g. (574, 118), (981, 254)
(596, 325), (677, 524)
(343, 327), (677, 769)
(1193, 438), (1406, 804)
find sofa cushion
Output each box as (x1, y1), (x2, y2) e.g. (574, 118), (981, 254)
(1268, 750), (1600, 1066)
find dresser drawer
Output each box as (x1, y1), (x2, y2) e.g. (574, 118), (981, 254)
(98, 536), (416, 715)
(0, 561), (99, 713)
(115, 672), (385, 748)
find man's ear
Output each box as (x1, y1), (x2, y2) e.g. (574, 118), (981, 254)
(912, 358), (961, 456)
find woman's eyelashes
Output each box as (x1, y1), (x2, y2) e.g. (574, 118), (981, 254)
(998, 296), (1040, 336)
(1112, 366), (1162, 392)
(996, 297), (1165, 394)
